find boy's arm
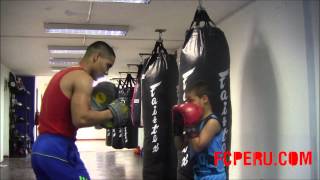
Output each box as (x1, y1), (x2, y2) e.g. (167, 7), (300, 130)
(189, 118), (221, 152)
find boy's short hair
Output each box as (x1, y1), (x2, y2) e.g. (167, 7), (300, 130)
(185, 80), (212, 98)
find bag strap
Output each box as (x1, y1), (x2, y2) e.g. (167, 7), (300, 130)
(200, 114), (219, 129)
(189, 8), (216, 29)
(143, 41), (168, 73)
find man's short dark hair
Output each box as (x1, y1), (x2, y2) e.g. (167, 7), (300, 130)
(185, 80), (212, 98)
(84, 41), (115, 60)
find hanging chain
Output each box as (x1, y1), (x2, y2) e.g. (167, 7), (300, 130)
(155, 29), (166, 43)
(198, 0), (204, 10)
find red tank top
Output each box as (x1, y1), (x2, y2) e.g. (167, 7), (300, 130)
(38, 67), (84, 139)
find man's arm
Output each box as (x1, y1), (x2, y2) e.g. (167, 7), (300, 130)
(189, 119), (221, 152)
(71, 72), (113, 128)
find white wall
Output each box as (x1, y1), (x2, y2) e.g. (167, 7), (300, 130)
(305, 1), (319, 179)
(0, 63), (2, 162)
(138, 128), (144, 148)
(218, 0), (319, 179)
(0, 63), (10, 162)
(35, 76), (52, 112)
(34, 76), (51, 141)
(76, 127), (106, 140)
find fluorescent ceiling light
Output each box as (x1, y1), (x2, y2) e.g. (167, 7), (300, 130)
(51, 69), (61, 73)
(48, 46), (87, 55)
(74, 0), (151, 4)
(44, 23), (129, 36)
(49, 58), (80, 66)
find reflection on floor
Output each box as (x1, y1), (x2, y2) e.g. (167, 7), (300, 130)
(0, 140), (143, 180)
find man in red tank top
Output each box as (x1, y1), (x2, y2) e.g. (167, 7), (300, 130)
(31, 41), (127, 180)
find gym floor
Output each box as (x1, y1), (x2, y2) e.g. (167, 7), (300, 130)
(0, 141), (143, 180)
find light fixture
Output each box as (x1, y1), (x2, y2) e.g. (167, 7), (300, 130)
(49, 58), (80, 66)
(48, 46), (87, 55)
(44, 23), (129, 36)
(74, 0), (151, 4)
(51, 69), (61, 73)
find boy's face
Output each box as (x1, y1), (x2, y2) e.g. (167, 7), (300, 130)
(185, 90), (207, 109)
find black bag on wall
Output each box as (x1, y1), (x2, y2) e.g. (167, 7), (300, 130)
(111, 75), (138, 149)
(122, 75), (138, 149)
(111, 127), (124, 149)
(178, 8), (232, 178)
(111, 81), (125, 149)
(131, 64), (145, 128)
(106, 128), (112, 146)
(142, 41), (178, 180)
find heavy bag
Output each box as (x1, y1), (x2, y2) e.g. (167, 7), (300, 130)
(124, 85), (138, 149)
(116, 74), (138, 149)
(111, 81), (126, 149)
(177, 145), (196, 180)
(166, 54), (179, 180)
(131, 83), (142, 127)
(142, 41), (177, 180)
(112, 127), (124, 149)
(123, 122), (138, 148)
(131, 64), (145, 127)
(106, 128), (112, 146)
(178, 8), (232, 177)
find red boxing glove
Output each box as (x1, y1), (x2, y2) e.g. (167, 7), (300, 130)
(172, 102), (204, 138)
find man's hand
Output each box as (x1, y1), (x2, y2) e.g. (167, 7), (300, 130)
(102, 98), (129, 128)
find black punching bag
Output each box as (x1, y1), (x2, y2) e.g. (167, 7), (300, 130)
(178, 8), (232, 179)
(111, 127), (124, 149)
(131, 64), (145, 128)
(111, 81), (125, 149)
(106, 80), (122, 147)
(106, 129), (112, 146)
(122, 74), (138, 149)
(142, 41), (178, 180)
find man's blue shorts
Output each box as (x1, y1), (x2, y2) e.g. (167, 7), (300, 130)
(31, 133), (90, 180)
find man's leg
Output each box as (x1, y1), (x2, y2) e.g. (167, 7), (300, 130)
(31, 153), (90, 180)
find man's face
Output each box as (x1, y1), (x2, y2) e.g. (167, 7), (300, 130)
(93, 54), (114, 80)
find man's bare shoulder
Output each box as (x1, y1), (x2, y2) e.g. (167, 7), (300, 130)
(60, 69), (93, 98)
(72, 69), (91, 79)
(62, 69), (93, 88)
